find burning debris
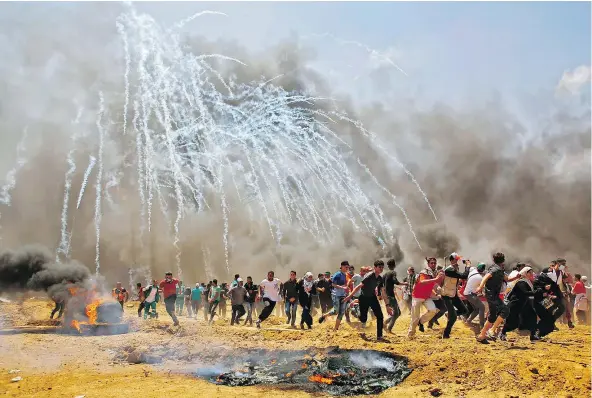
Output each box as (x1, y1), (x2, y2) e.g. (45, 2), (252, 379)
(196, 348), (412, 396)
(65, 286), (128, 335)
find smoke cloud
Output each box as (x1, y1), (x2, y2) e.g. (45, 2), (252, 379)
(0, 3), (589, 285)
(0, 245), (91, 299)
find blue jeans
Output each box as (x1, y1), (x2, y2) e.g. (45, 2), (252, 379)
(285, 300), (298, 324)
(330, 295), (347, 320)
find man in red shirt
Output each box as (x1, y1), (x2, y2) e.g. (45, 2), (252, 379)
(408, 257), (444, 339)
(159, 272), (180, 326)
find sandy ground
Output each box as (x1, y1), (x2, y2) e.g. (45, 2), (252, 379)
(0, 298), (589, 398)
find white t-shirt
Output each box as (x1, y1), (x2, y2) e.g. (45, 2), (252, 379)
(260, 278), (282, 302)
(464, 269), (483, 296)
(351, 274), (363, 298)
(144, 286), (158, 303)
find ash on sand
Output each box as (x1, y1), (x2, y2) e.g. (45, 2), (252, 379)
(195, 348), (412, 396)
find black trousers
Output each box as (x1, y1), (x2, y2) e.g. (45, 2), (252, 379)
(258, 298), (277, 322)
(432, 299), (448, 324)
(138, 301), (145, 317)
(359, 295), (384, 338)
(51, 302), (64, 319)
(320, 297), (332, 313)
(164, 295), (179, 324)
(442, 295), (468, 336)
(231, 304), (246, 324)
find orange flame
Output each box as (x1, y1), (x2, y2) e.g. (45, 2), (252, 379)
(301, 363), (308, 369)
(70, 320), (81, 332)
(68, 287), (79, 296)
(309, 374), (334, 385)
(85, 299), (104, 325)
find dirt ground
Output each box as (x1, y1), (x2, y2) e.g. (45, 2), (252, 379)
(0, 298), (589, 398)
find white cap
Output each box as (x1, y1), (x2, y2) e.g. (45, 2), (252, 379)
(519, 267), (532, 277)
(237, 278), (243, 282)
(582, 276), (588, 281)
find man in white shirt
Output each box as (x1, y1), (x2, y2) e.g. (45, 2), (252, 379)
(464, 263), (486, 329)
(256, 271), (282, 329)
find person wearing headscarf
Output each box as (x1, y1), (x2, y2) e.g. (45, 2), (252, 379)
(297, 272), (317, 329)
(499, 267), (552, 342)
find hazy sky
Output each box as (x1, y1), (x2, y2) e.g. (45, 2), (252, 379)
(135, 1), (591, 104)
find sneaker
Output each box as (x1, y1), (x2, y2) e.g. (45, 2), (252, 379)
(476, 337), (490, 345)
(300, 324), (305, 330)
(486, 331), (497, 341)
(318, 316), (325, 324)
(256, 320), (261, 329)
(442, 333), (450, 339)
(377, 337), (387, 342)
(568, 321), (574, 329)
(418, 323), (425, 333)
(499, 333), (507, 342)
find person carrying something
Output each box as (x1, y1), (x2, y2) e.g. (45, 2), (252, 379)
(229, 278), (247, 325)
(408, 257), (444, 339)
(440, 253), (470, 338)
(463, 263), (487, 329)
(475, 252), (520, 344)
(159, 272), (180, 326)
(346, 260), (387, 341)
(208, 279), (222, 324)
(382, 259), (407, 333)
(142, 279), (160, 319)
(175, 281), (185, 316)
(243, 276), (258, 326)
(500, 266), (552, 342)
(256, 271), (282, 329)
(318, 261), (350, 331)
(112, 282), (129, 309)
(297, 272), (317, 329)
(136, 282), (145, 318)
(282, 270), (299, 328)
(190, 283), (201, 319)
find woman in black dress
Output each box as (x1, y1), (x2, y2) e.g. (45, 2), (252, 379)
(500, 267), (552, 342)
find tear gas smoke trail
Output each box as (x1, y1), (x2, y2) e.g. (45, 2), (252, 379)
(94, 92), (105, 276)
(76, 155), (96, 210)
(116, 20), (130, 137)
(0, 127), (29, 206)
(57, 107), (84, 262)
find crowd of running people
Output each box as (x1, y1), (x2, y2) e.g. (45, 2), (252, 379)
(94, 252), (591, 343)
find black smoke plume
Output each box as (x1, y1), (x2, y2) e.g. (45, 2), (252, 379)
(0, 245), (91, 298)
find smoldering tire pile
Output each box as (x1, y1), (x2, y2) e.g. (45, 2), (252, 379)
(197, 347), (412, 396)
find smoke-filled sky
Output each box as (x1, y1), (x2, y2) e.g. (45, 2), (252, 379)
(0, 2), (589, 286)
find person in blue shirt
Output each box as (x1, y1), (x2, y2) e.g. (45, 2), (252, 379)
(190, 283), (202, 319)
(318, 261), (350, 330)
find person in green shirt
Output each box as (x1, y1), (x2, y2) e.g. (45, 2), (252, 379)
(175, 281), (185, 316)
(208, 279), (222, 324)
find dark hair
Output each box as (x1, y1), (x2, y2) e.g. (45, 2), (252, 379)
(387, 259), (396, 269)
(234, 274), (239, 279)
(290, 270), (296, 274)
(340, 261), (349, 267)
(165, 271), (172, 275)
(213, 279), (218, 284)
(575, 274), (582, 280)
(247, 276), (252, 280)
(492, 252), (505, 265)
(426, 257), (437, 263)
(318, 273), (324, 277)
(136, 282), (142, 287)
(268, 271), (275, 276)
(374, 260), (385, 268)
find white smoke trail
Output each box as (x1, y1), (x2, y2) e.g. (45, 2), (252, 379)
(76, 156), (96, 209)
(94, 92), (105, 276)
(0, 127), (29, 206)
(56, 107), (84, 262)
